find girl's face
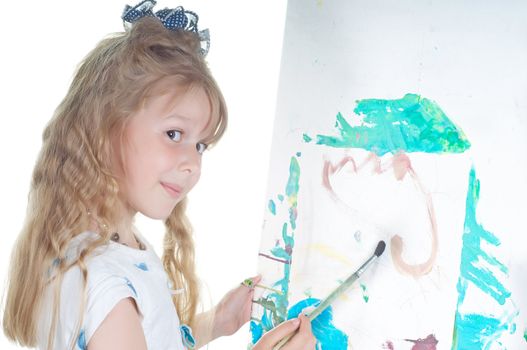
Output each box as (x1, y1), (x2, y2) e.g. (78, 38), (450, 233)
(114, 86), (212, 220)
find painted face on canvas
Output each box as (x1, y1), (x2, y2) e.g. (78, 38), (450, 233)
(114, 86), (212, 220)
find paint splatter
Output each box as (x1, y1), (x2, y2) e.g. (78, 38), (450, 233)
(524, 327), (527, 342)
(382, 341), (394, 349)
(311, 93), (470, 156)
(303, 133), (313, 142)
(360, 283), (369, 303)
(277, 194), (284, 202)
(268, 199), (276, 215)
(404, 334), (438, 350)
(354, 230), (362, 242)
(452, 167), (517, 349)
(288, 298), (348, 350)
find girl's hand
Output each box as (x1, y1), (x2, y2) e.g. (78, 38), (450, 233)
(252, 314), (317, 350)
(212, 275), (262, 338)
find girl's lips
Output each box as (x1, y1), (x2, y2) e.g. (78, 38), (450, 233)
(161, 182), (182, 198)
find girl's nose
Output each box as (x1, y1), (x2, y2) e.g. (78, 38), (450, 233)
(177, 143), (201, 174)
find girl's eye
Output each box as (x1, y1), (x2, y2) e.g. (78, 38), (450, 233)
(196, 142), (208, 154)
(167, 130), (182, 142)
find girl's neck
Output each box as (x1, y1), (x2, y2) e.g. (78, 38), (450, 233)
(88, 205), (140, 248)
(110, 223), (140, 247)
(107, 198), (139, 244)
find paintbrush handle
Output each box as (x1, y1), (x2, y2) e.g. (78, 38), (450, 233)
(306, 272), (359, 321)
(272, 332), (294, 350)
(272, 246), (383, 350)
(307, 254), (378, 321)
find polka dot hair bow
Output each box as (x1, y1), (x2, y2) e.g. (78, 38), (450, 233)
(121, 0), (210, 56)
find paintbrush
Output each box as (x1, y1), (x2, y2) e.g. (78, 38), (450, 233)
(273, 240), (386, 350)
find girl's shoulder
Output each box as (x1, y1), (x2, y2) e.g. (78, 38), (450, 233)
(39, 231), (176, 349)
(60, 231), (163, 288)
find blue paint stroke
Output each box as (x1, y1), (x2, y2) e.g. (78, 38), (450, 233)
(134, 262), (149, 271)
(288, 298), (348, 350)
(250, 321), (263, 344)
(77, 329), (87, 350)
(452, 167), (516, 349)
(124, 277), (137, 297)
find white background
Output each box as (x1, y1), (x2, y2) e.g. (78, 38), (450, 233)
(0, 1), (287, 349)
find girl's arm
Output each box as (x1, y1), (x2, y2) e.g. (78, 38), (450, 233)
(87, 298), (147, 350)
(191, 308), (218, 348)
(192, 276), (261, 348)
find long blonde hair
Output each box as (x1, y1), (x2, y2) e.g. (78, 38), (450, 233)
(3, 16), (227, 348)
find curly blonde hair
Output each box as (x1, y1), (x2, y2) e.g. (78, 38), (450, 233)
(3, 16), (227, 349)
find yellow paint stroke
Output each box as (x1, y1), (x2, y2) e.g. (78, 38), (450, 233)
(309, 244), (360, 303)
(309, 243), (354, 267)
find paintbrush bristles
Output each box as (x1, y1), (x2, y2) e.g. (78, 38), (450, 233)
(374, 240), (386, 257)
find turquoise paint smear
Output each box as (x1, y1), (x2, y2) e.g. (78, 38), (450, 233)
(252, 155), (301, 344)
(452, 167), (516, 349)
(288, 298), (348, 350)
(250, 321), (263, 343)
(268, 199), (276, 215)
(286, 157), (300, 230)
(310, 93), (470, 156)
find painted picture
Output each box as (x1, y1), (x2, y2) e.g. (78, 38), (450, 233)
(249, 1), (526, 349)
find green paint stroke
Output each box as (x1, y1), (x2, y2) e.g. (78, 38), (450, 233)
(524, 327), (527, 342)
(313, 93), (471, 156)
(286, 156), (300, 230)
(452, 167), (517, 349)
(360, 283), (369, 303)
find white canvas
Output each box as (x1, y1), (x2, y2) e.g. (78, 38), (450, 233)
(250, 1), (527, 349)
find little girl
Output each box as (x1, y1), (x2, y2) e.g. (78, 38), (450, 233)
(2, 1), (315, 349)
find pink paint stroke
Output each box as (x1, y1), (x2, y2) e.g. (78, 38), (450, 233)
(322, 151), (439, 278)
(382, 340), (394, 349)
(405, 334), (438, 350)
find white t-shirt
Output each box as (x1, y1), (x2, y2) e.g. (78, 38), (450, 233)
(37, 231), (190, 350)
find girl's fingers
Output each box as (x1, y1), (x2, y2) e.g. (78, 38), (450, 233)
(256, 318), (301, 348)
(283, 314), (317, 350)
(240, 274), (262, 289)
